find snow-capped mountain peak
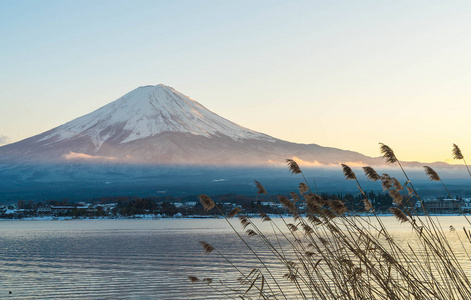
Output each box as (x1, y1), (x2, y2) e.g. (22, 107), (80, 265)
(38, 84), (273, 150)
(0, 84), (379, 166)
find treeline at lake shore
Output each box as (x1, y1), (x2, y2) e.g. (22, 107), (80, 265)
(0, 191), (468, 219)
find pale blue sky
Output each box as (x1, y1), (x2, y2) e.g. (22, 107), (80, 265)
(2, 0), (471, 162)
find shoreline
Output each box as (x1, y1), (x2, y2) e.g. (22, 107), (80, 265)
(0, 212), (465, 221)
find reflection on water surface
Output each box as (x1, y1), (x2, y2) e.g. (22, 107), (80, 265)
(0, 217), (469, 299)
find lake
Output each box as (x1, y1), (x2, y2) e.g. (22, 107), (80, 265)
(0, 217), (470, 299)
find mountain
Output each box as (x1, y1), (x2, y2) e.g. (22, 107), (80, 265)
(0, 84), (381, 165)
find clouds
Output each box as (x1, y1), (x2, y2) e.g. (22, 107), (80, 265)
(64, 151), (116, 161)
(0, 135), (10, 146)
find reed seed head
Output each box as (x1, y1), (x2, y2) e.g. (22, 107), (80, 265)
(379, 143), (398, 164)
(453, 144), (464, 160)
(341, 164), (356, 180)
(363, 199), (373, 211)
(238, 215), (251, 229)
(278, 195), (297, 213)
(254, 180), (267, 195)
(305, 193), (324, 206)
(286, 159), (302, 174)
(307, 201), (322, 215)
(305, 194), (323, 215)
(389, 207), (409, 223)
(362, 166), (381, 181)
(290, 192), (300, 204)
(321, 209), (337, 220)
(307, 214), (322, 225)
(327, 199), (347, 215)
(302, 223), (314, 234)
(199, 241), (215, 254)
(298, 183), (309, 194)
(188, 276), (199, 283)
(424, 166), (441, 181)
(283, 272), (297, 282)
(392, 177), (403, 191)
(389, 189), (403, 205)
(381, 251), (397, 265)
(381, 174), (393, 190)
(287, 223), (298, 232)
(246, 229), (257, 236)
(260, 212), (272, 222)
(305, 251), (316, 258)
(227, 207), (241, 218)
(198, 194), (215, 211)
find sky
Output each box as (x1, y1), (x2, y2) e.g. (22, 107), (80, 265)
(1, 0), (471, 163)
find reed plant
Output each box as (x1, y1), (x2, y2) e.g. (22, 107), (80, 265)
(189, 144), (471, 299)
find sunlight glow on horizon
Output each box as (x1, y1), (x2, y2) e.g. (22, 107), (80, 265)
(2, 1), (471, 163)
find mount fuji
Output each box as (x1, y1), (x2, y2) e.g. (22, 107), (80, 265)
(0, 84), (380, 165)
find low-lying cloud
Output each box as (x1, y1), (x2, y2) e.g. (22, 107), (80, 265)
(290, 156), (368, 168)
(64, 151), (116, 161)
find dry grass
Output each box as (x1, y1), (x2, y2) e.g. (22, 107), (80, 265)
(189, 144), (471, 299)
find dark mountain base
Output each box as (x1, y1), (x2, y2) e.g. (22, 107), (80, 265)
(1, 163), (470, 203)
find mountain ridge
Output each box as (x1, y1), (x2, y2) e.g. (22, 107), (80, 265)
(0, 84), (395, 166)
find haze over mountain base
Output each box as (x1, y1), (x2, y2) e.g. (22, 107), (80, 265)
(0, 84), (463, 203)
(0, 162), (469, 203)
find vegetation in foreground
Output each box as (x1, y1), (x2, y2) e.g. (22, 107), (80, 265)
(189, 143), (471, 299)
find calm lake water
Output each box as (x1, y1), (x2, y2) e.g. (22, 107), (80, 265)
(0, 217), (470, 299)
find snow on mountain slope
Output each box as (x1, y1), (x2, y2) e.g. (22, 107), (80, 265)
(0, 84), (382, 165)
(38, 84), (274, 151)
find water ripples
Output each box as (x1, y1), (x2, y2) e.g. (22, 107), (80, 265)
(0, 217), (470, 299)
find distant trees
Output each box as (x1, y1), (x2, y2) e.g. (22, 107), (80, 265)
(17, 200), (35, 209)
(1, 191), (402, 219)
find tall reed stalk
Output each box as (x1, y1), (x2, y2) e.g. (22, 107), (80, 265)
(189, 144), (471, 299)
